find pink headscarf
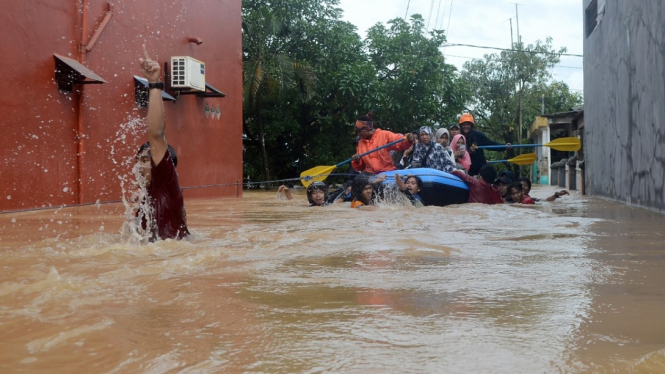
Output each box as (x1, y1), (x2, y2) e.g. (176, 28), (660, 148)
(451, 134), (471, 172)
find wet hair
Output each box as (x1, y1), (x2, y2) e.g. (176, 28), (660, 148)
(499, 170), (515, 183)
(479, 165), (498, 183)
(136, 142), (178, 168)
(507, 182), (523, 193)
(357, 110), (374, 122)
(356, 111), (375, 128)
(404, 175), (423, 191)
(306, 181), (329, 205)
(517, 177), (531, 193)
(351, 175), (373, 205)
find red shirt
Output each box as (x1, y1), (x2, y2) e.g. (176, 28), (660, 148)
(521, 195), (535, 204)
(451, 171), (504, 204)
(351, 129), (412, 174)
(139, 149), (190, 241)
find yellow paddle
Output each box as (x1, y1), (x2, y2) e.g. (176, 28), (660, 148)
(300, 137), (406, 187)
(488, 153), (538, 166)
(477, 137), (581, 152)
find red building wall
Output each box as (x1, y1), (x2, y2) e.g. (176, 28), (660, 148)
(0, 0), (243, 212)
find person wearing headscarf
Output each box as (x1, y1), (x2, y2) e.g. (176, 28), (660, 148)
(410, 126), (455, 172)
(351, 113), (416, 174)
(450, 133), (471, 172)
(350, 175), (377, 209)
(434, 127), (453, 159)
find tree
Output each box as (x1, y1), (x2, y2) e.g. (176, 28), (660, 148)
(365, 15), (469, 132)
(461, 38), (581, 143)
(460, 38), (583, 175)
(242, 5), (316, 185)
(241, 1), (470, 185)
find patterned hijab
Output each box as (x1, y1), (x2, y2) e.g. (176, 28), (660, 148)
(419, 126), (433, 145)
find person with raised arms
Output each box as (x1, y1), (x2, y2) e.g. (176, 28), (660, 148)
(394, 173), (425, 206)
(277, 182), (330, 206)
(134, 45), (189, 241)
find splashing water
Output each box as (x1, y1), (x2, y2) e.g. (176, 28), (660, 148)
(109, 115), (155, 245)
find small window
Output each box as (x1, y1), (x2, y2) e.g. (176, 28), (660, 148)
(585, 0), (598, 37)
(585, 0), (605, 38)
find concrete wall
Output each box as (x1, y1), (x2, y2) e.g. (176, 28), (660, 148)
(0, 0), (243, 212)
(583, 0), (665, 212)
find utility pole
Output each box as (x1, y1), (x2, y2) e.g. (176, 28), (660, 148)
(515, 3), (521, 45)
(512, 3), (523, 153)
(509, 18), (514, 47)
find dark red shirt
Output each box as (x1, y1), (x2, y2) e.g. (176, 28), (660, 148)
(452, 170), (504, 204)
(139, 149), (189, 241)
(521, 195), (535, 204)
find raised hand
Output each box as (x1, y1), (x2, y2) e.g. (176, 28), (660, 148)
(139, 44), (161, 83)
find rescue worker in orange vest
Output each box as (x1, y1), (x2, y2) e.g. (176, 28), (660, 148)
(350, 113), (416, 174)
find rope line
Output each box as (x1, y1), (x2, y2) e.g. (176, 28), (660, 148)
(2, 172), (466, 215)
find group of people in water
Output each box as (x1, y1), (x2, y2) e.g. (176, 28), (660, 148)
(279, 112), (568, 209)
(132, 45), (567, 242)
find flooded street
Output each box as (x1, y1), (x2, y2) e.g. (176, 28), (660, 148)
(1, 186), (665, 373)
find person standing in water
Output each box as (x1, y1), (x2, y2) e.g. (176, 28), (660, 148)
(351, 112), (416, 174)
(135, 45), (189, 241)
(458, 113), (511, 176)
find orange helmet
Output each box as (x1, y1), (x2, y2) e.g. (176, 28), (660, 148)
(458, 113), (475, 125)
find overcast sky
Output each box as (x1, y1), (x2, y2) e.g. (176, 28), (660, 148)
(337, 0), (584, 93)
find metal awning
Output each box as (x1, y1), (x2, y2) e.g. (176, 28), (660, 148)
(54, 53), (107, 92)
(134, 75), (177, 107)
(178, 82), (226, 98)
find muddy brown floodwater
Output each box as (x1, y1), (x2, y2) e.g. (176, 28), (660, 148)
(1, 186), (664, 373)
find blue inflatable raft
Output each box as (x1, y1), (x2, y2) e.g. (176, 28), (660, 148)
(378, 168), (469, 207)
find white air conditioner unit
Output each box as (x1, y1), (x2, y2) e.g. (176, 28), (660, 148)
(170, 56), (205, 92)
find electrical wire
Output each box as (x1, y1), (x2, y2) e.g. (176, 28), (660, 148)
(433, 0), (443, 31)
(445, 0), (454, 37)
(426, 0), (436, 30)
(443, 43), (583, 57)
(438, 0), (449, 30)
(443, 53), (583, 69)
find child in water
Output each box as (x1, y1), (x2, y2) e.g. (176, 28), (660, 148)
(505, 182), (535, 204)
(350, 175), (381, 210)
(394, 173), (425, 206)
(277, 182), (329, 206)
(518, 177), (569, 202)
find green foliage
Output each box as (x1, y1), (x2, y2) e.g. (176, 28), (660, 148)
(365, 15), (469, 132)
(241, 1), (580, 185)
(461, 38), (582, 143)
(242, 1), (469, 184)
(460, 38), (583, 176)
